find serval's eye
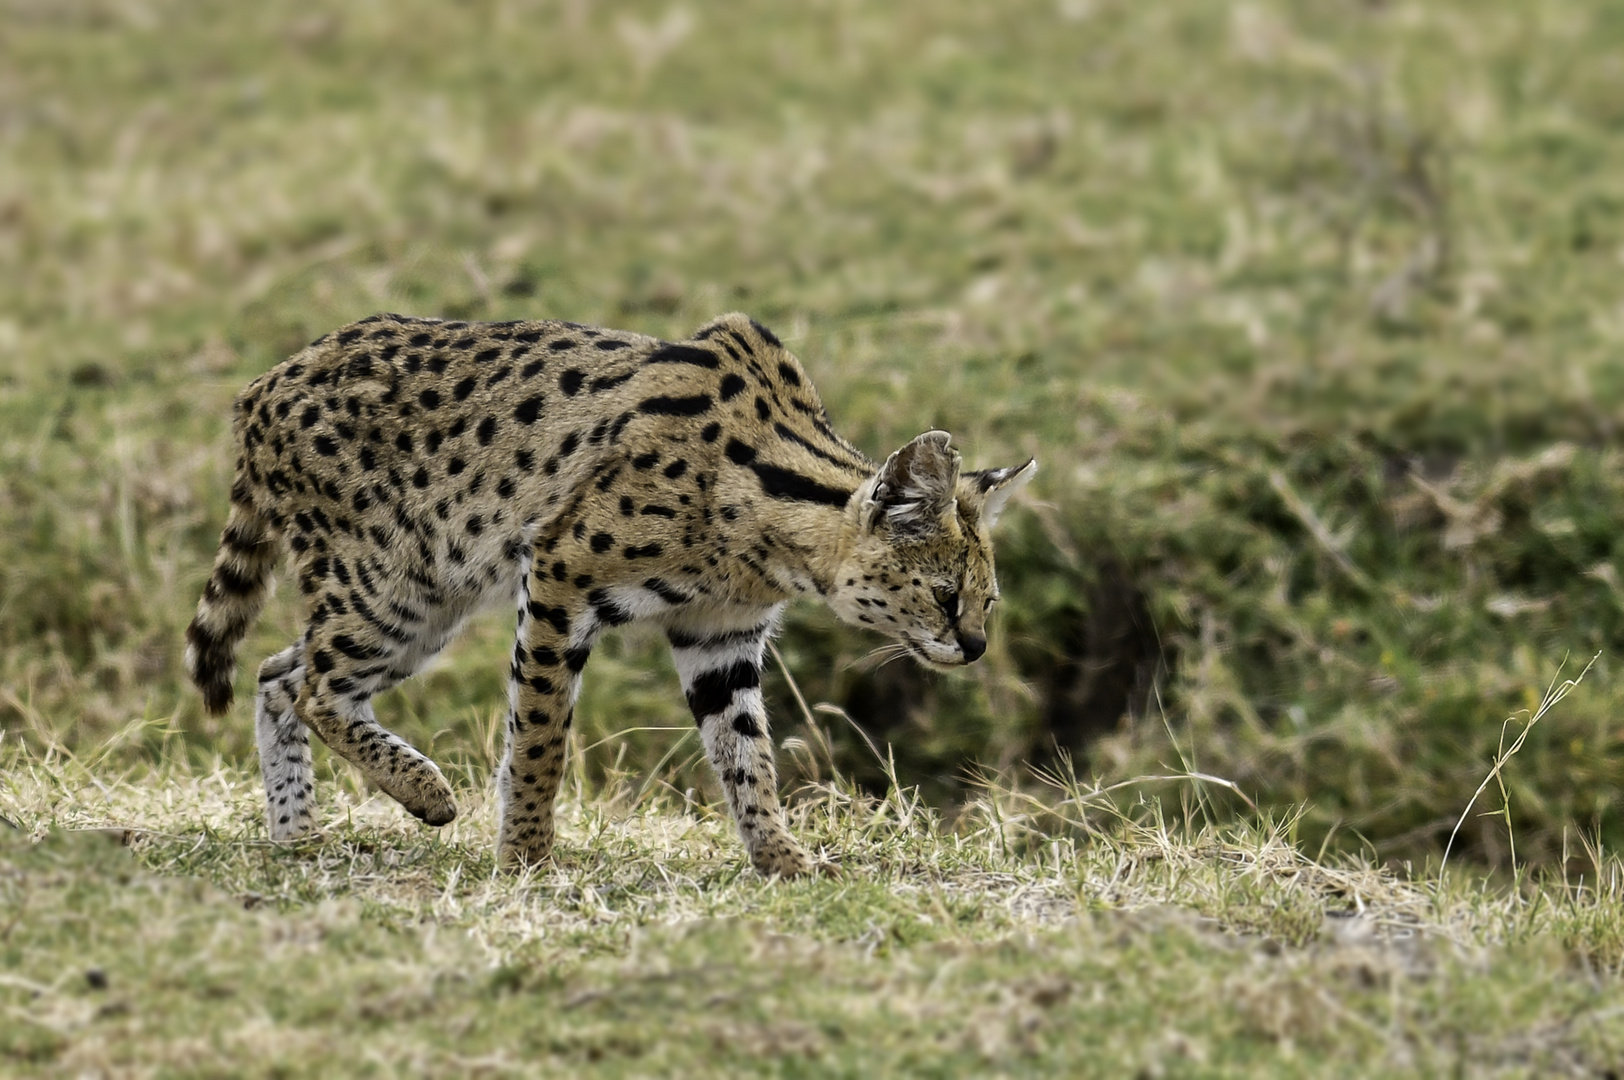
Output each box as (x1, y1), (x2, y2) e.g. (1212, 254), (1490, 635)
(933, 586), (960, 618)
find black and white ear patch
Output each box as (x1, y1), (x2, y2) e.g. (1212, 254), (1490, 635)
(965, 459), (1037, 528)
(971, 466), (1018, 492)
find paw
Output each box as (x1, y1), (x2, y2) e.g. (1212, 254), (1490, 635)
(266, 812), (320, 844)
(407, 794), (458, 828)
(751, 842), (815, 880)
(497, 832), (556, 872)
(382, 767), (458, 827)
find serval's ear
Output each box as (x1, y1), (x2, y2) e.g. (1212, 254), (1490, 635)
(961, 459), (1037, 529)
(865, 431), (961, 537)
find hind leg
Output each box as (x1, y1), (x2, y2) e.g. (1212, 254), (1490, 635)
(255, 641), (317, 841)
(292, 625), (457, 827)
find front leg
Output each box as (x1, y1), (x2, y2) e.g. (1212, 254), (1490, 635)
(496, 571), (596, 870)
(667, 610), (813, 878)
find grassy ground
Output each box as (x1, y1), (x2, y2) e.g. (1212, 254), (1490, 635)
(6, 746), (1624, 1076)
(6, 0), (1624, 1071)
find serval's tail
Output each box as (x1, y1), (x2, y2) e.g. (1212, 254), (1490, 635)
(184, 475), (282, 716)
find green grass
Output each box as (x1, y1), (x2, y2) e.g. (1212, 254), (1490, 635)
(7, 0), (1624, 1070)
(6, 745), (1624, 1076)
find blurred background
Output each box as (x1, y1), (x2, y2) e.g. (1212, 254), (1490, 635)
(3, 0), (1623, 870)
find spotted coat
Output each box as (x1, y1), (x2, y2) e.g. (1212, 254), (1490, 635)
(185, 312), (1036, 875)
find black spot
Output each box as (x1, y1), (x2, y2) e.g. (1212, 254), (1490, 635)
(755, 398), (772, 421)
(427, 355), (449, 375)
(466, 515), (484, 536)
(412, 466), (430, 488)
(426, 429), (444, 454)
(719, 373), (747, 400)
(590, 371), (633, 392)
(514, 397), (543, 424)
(684, 661), (761, 720)
(477, 416), (499, 445)
(645, 343), (719, 369)
(516, 448), (536, 471)
(332, 634), (379, 661)
(751, 320), (783, 348)
(452, 336), (476, 350)
(777, 361), (801, 386)
(313, 435), (339, 456)
(564, 646), (591, 672)
(213, 563), (258, 597)
(590, 532), (614, 553)
(632, 451), (660, 470)
(624, 543), (662, 559)
(726, 439), (852, 507)
(449, 457), (467, 475)
(732, 714), (764, 737)
(559, 369), (585, 396)
(559, 432), (579, 457)
(419, 389), (441, 410)
(619, 495), (635, 516)
(639, 394), (712, 416)
(526, 602), (570, 635)
(701, 422), (722, 442)
(396, 432), (414, 453)
(300, 405), (320, 429)
(409, 332), (433, 346)
(453, 377), (477, 401)
(474, 347), (501, 363)
(595, 339), (628, 351)
(663, 459), (688, 480)
(752, 462), (852, 507)
(337, 328), (364, 345)
(521, 358), (546, 378)
(548, 338), (576, 351)
(644, 578), (688, 604)
(640, 504), (677, 518)
(487, 366), (512, 387)
(497, 477), (516, 499)
(587, 588), (633, 626)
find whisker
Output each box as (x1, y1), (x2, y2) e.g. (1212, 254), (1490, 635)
(873, 649), (911, 672)
(847, 642), (910, 673)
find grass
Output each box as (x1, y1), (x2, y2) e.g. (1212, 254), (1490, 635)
(6, 741), (1624, 1076)
(7, 0), (1624, 1070)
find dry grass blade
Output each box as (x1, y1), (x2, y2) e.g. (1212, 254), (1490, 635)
(1441, 652), (1602, 876)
